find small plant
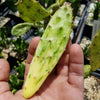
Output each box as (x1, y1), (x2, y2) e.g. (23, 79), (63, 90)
(0, 27), (12, 49)
(0, 27), (7, 39)
(83, 29), (100, 78)
(34, 27), (44, 37)
(8, 61), (25, 94)
(83, 44), (90, 59)
(12, 37), (29, 61)
(0, 26), (29, 60)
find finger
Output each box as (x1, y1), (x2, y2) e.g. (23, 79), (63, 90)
(26, 36), (40, 64)
(0, 59), (10, 82)
(68, 44), (84, 90)
(57, 39), (72, 77)
(0, 59), (22, 100)
(25, 37), (40, 80)
(0, 59), (10, 94)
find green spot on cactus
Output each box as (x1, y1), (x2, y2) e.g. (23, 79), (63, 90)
(53, 49), (59, 55)
(36, 76), (43, 84)
(23, 3), (73, 99)
(28, 74), (31, 78)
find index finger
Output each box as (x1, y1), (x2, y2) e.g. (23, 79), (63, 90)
(26, 37), (40, 64)
(24, 37), (40, 80)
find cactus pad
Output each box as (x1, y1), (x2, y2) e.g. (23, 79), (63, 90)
(84, 65), (91, 78)
(90, 29), (100, 71)
(11, 23), (33, 36)
(17, 0), (50, 23)
(23, 3), (73, 98)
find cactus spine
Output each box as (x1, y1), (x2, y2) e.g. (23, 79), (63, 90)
(23, 3), (73, 98)
(89, 29), (100, 71)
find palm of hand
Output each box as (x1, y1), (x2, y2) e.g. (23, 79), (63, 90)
(0, 37), (83, 100)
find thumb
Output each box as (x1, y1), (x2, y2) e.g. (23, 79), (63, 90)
(68, 44), (84, 91)
(0, 59), (10, 95)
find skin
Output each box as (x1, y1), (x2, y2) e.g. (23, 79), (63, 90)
(0, 37), (84, 100)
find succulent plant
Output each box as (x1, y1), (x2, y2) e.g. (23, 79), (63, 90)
(84, 65), (91, 78)
(17, 0), (51, 23)
(89, 29), (100, 71)
(23, 3), (73, 98)
(12, 0), (67, 36)
(11, 23), (33, 36)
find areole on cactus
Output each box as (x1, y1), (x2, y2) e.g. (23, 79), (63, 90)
(23, 3), (73, 99)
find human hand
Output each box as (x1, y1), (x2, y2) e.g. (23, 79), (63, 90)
(0, 37), (84, 100)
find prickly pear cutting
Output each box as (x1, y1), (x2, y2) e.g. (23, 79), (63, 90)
(23, 3), (73, 98)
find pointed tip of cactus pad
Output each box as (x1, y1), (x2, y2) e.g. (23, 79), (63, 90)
(23, 3), (73, 99)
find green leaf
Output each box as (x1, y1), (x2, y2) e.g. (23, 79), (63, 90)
(11, 23), (33, 36)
